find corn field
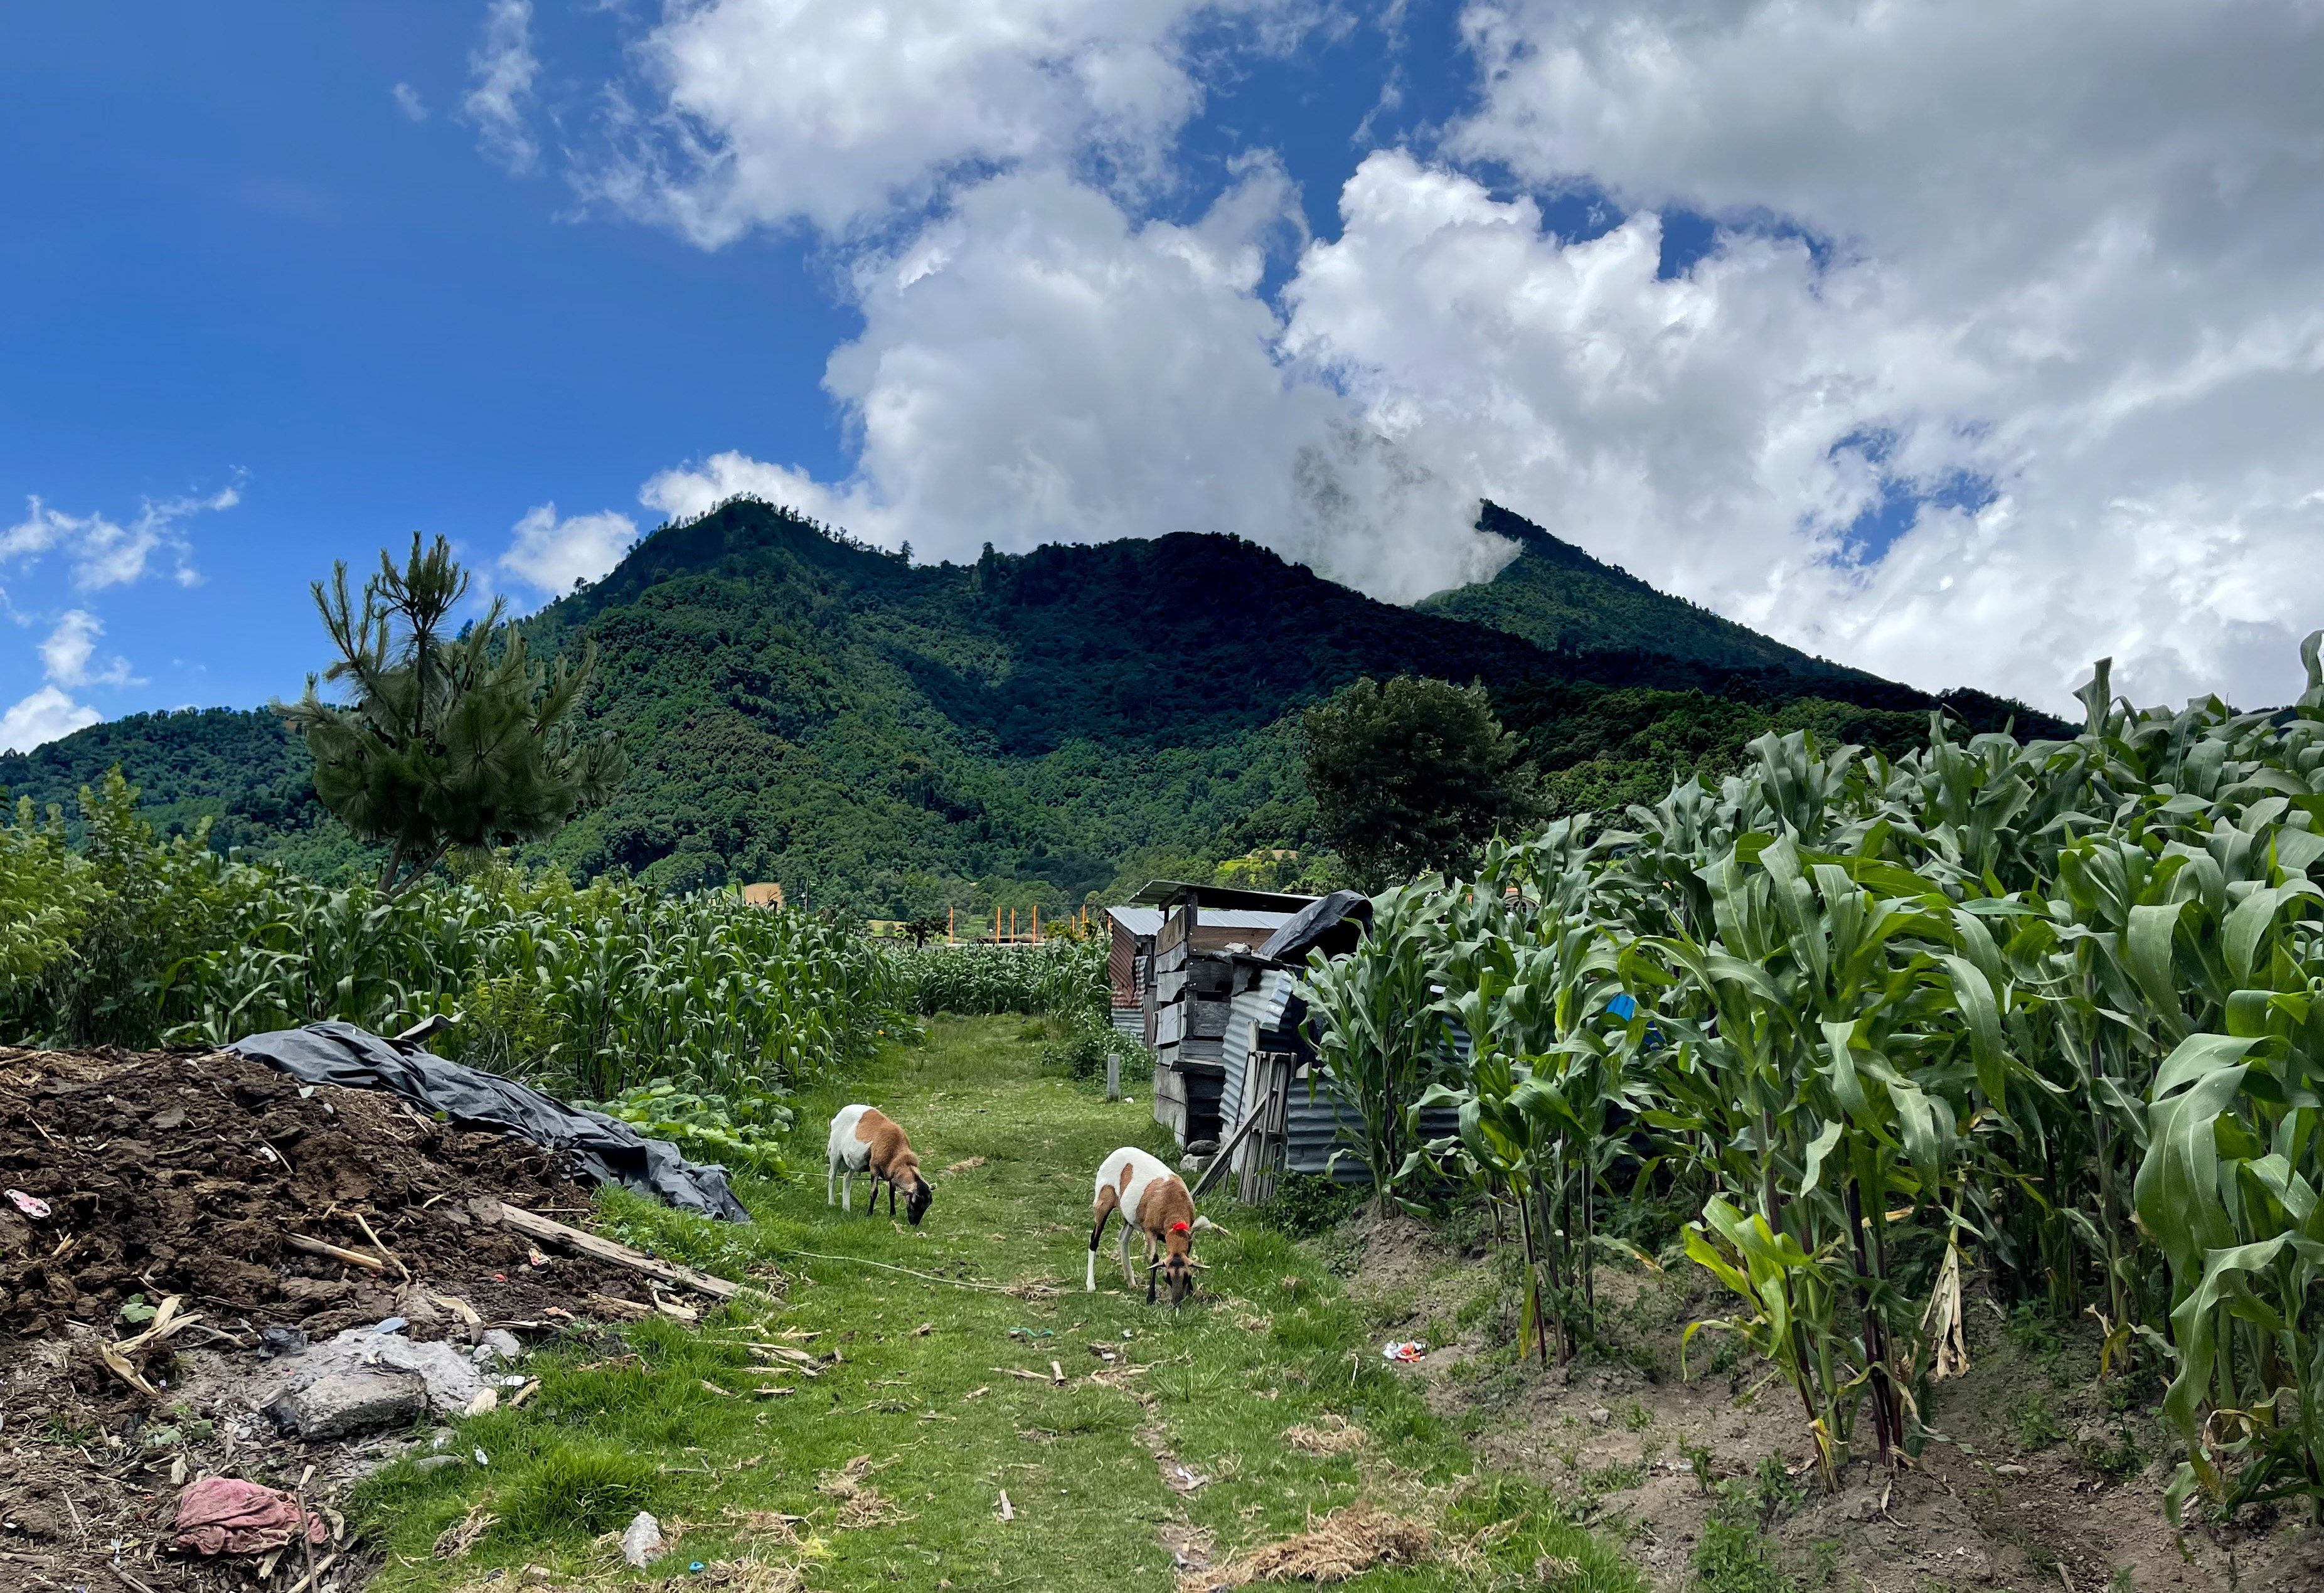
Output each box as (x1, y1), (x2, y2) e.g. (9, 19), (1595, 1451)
(0, 774), (909, 1114)
(902, 937), (1111, 1020)
(1300, 637), (2324, 1520)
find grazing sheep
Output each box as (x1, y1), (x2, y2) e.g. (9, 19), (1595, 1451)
(827, 1104), (934, 1225)
(1087, 1146), (1216, 1307)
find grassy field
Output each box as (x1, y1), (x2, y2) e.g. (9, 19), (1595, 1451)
(355, 1017), (1643, 1591)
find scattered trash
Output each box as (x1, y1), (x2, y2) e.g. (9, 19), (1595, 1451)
(1381, 1340), (1426, 1363)
(474, 1446), (489, 1467)
(1161, 1461), (1210, 1494)
(171, 1478), (327, 1556)
(1007, 1326), (1054, 1340)
(621, 1511), (664, 1569)
(996, 1490), (1015, 1522)
(371, 1316), (407, 1335)
(4, 1188), (50, 1219)
(690, 1562), (707, 1574)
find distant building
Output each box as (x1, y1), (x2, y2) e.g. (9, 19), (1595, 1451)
(1118, 882), (1313, 1148)
(740, 882), (786, 908)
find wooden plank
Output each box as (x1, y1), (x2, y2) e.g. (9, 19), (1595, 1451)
(1190, 1088), (1274, 1201)
(489, 1200), (746, 1301)
(1155, 999), (1230, 1047)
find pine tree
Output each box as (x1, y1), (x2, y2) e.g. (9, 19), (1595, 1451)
(281, 535), (627, 897)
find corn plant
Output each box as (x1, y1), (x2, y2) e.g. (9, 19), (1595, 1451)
(1296, 633), (2324, 1511)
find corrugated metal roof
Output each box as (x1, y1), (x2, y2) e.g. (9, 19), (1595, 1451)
(1129, 880), (1320, 912)
(1107, 905), (1296, 935)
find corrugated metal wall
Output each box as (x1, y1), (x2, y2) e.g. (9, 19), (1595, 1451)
(1217, 962), (1459, 1188)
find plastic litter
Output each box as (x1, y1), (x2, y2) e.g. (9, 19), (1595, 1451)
(371, 1316), (407, 1335)
(259, 1326), (307, 1358)
(1381, 1340), (1426, 1363)
(5, 1188), (50, 1219)
(472, 1446), (489, 1467)
(621, 1510), (663, 1568)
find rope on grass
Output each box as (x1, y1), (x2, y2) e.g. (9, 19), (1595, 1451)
(784, 1250), (1033, 1294)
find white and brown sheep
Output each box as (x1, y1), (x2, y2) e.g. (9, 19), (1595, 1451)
(826, 1104), (934, 1225)
(1087, 1146), (1215, 1307)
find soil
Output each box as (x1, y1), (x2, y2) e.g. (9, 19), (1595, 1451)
(0, 1043), (724, 1590)
(1338, 1212), (2324, 1593)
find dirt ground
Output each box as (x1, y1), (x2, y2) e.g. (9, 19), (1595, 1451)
(1338, 1213), (2324, 1593)
(0, 1043), (710, 1591)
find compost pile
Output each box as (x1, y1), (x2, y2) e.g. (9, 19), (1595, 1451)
(0, 1043), (662, 1341)
(0, 1043), (740, 1590)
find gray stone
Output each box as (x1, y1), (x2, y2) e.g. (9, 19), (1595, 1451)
(266, 1367), (428, 1441)
(412, 1454), (465, 1474)
(477, 1329), (523, 1365)
(248, 1326), (490, 1434)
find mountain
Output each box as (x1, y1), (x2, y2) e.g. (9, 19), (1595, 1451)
(1, 499), (2066, 914)
(1418, 501), (1870, 676)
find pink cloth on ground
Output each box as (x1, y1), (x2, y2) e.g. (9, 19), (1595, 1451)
(171, 1477), (327, 1555)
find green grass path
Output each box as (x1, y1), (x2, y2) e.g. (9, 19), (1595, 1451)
(357, 1018), (1640, 1591)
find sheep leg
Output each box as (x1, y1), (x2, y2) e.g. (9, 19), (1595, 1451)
(1087, 1190), (1119, 1292)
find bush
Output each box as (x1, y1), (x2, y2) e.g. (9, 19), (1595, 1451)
(1255, 1173), (1367, 1237)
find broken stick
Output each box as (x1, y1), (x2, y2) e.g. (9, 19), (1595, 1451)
(489, 1200), (744, 1301)
(283, 1232), (386, 1271)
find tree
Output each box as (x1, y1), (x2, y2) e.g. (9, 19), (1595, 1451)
(281, 535), (627, 898)
(1302, 674), (1541, 889)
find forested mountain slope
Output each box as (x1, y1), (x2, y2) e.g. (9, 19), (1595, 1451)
(1, 499), (2064, 914)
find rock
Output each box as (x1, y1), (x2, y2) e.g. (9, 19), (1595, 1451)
(251, 1326), (490, 1430)
(621, 1510), (663, 1568)
(258, 1326), (307, 1358)
(477, 1329), (523, 1365)
(1589, 1407), (1612, 1427)
(266, 1367), (429, 1441)
(412, 1454), (464, 1474)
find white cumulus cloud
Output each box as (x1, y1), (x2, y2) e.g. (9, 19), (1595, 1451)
(1417, 0), (2324, 707)
(586, 0), (1298, 243)
(641, 163), (1516, 602)
(392, 82), (429, 122)
(0, 686), (99, 756)
(499, 502), (639, 597)
(465, 0), (540, 174)
(38, 610), (137, 689)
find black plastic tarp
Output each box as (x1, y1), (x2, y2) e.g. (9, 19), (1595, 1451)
(228, 1020), (750, 1222)
(1257, 890), (1372, 965)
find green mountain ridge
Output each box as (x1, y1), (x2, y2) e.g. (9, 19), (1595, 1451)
(1, 499), (2064, 914)
(1419, 501), (1870, 677)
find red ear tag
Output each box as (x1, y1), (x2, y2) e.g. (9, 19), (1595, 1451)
(1171, 1221), (1190, 1234)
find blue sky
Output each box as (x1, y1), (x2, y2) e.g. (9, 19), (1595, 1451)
(5, 1), (2320, 750)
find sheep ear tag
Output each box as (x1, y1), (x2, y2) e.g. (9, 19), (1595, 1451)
(1170, 1221), (1190, 1234)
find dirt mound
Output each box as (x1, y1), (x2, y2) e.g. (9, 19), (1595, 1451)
(0, 1043), (659, 1344)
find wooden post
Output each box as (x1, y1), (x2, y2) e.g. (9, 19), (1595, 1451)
(948, 905), (954, 944)
(1105, 1047), (1120, 1102)
(1032, 905), (1039, 942)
